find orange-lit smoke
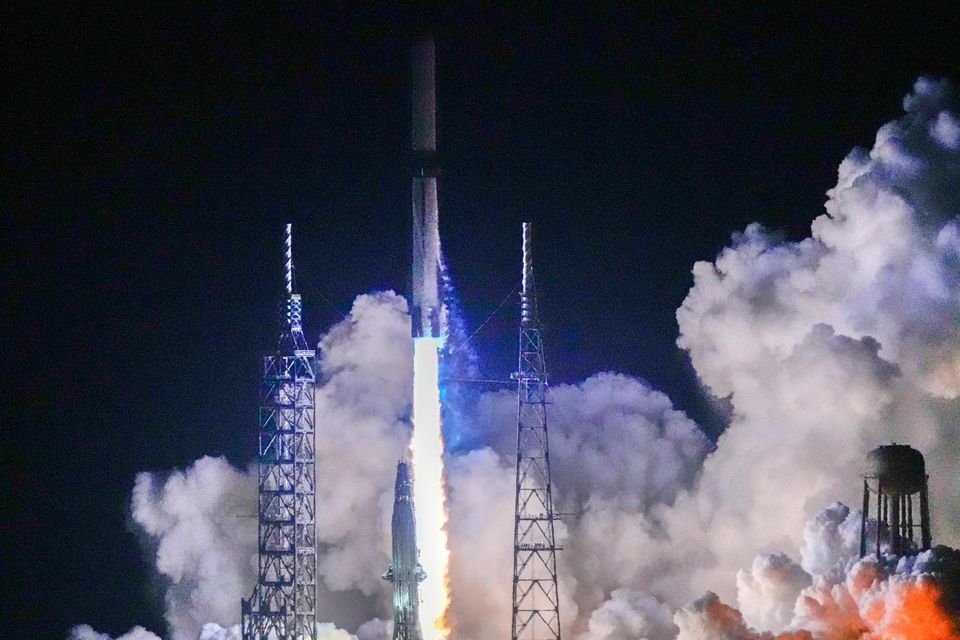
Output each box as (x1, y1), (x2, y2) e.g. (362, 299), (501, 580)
(863, 581), (958, 640)
(679, 549), (960, 640)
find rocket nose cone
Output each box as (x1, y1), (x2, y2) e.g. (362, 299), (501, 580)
(395, 459), (414, 500)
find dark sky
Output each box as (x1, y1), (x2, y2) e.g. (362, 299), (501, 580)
(5, 3), (960, 638)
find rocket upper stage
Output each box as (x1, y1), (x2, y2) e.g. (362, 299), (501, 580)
(410, 35), (443, 339)
(411, 38), (437, 160)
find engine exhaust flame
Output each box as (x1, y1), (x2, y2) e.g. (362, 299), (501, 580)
(411, 337), (451, 640)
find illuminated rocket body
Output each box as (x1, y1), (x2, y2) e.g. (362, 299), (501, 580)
(411, 35), (443, 338)
(383, 459), (427, 640)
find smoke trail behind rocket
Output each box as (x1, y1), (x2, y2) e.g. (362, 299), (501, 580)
(410, 34), (443, 339)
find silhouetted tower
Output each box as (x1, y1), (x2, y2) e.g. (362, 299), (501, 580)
(242, 224), (318, 640)
(860, 444), (932, 559)
(511, 223), (562, 640)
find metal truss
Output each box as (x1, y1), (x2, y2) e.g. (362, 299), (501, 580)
(511, 223), (562, 640)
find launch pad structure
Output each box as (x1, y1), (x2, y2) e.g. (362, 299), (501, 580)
(511, 223), (563, 640)
(242, 224), (318, 640)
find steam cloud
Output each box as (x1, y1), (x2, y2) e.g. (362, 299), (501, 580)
(72, 77), (960, 639)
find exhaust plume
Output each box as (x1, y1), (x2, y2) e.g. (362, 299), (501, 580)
(411, 337), (452, 639)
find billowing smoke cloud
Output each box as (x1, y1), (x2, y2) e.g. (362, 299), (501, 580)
(656, 76), (960, 638)
(735, 554), (811, 632)
(129, 457), (256, 637)
(69, 626), (162, 640)
(677, 503), (960, 639)
(444, 373), (711, 639)
(663, 75), (960, 606)
(579, 589), (676, 640)
(73, 77), (960, 639)
(311, 292), (411, 605)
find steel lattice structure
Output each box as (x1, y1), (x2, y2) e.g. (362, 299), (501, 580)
(242, 224), (318, 640)
(511, 222), (562, 640)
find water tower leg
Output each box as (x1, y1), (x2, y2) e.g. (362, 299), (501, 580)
(919, 481), (932, 551)
(890, 493), (901, 555)
(876, 479), (883, 559)
(907, 494), (914, 543)
(860, 479), (869, 558)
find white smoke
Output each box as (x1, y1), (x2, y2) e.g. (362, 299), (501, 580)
(735, 554), (811, 633)
(69, 625), (162, 640)
(196, 623), (241, 640)
(797, 503), (863, 576)
(579, 589), (676, 640)
(445, 448), (515, 639)
(312, 292), (412, 601)
(130, 456), (256, 637)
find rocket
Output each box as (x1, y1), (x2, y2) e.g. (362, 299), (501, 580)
(383, 459), (427, 640)
(410, 34), (443, 339)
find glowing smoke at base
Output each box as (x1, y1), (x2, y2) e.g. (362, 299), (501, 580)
(411, 337), (451, 640)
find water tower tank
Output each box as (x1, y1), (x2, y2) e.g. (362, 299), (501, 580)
(860, 444), (931, 558)
(865, 444), (926, 494)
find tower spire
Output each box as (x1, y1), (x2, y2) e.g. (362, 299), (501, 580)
(511, 222), (562, 640)
(242, 224), (318, 640)
(280, 224), (308, 353)
(285, 222), (294, 296)
(521, 222), (537, 327)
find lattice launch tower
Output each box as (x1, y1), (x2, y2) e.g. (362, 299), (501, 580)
(510, 223), (562, 640)
(242, 224), (318, 640)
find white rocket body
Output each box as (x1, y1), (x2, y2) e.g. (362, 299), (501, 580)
(411, 36), (443, 339)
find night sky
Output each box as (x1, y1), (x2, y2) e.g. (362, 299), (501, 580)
(5, 4), (960, 638)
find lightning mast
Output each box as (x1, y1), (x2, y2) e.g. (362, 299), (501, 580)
(242, 224), (318, 640)
(511, 223), (562, 640)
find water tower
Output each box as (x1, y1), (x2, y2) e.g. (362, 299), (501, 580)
(859, 444), (932, 558)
